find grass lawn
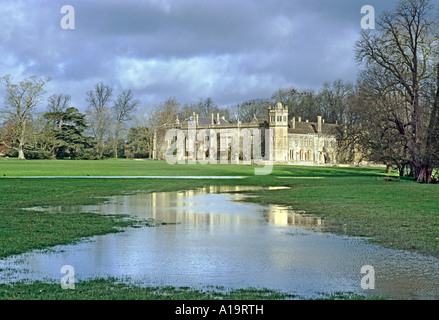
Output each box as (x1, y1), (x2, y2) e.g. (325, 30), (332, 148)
(0, 158), (437, 300)
(0, 279), (382, 300)
(0, 158), (385, 177)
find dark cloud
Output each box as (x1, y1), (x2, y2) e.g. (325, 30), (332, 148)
(0, 0), (400, 111)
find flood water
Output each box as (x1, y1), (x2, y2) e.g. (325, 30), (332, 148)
(2, 185), (439, 299)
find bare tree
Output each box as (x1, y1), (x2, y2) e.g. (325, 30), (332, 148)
(227, 98), (270, 123)
(317, 80), (354, 124)
(355, 0), (439, 183)
(271, 87), (320, 121)
(47, 93), (71, 131)
(148, 98), (182, 159)
(340, 74), (412, 172)
(47, 93), (71, 113)
(149, 97), (181, 129)
(112, 89), (139, 158)
(85, 82), (113, 159)
(128, 106), (154, 158)
(0, 75), (50, 159)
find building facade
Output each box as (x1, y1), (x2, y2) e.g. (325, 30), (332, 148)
(153, 102), (340, 165)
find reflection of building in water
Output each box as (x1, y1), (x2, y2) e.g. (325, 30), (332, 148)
(267, 205), (323, 228)
(32, 186), (322, 229)
(144, 187), (263, 226)
(132, 187), (324, 228)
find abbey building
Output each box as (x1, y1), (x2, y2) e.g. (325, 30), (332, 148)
(153, 102), (340, 165)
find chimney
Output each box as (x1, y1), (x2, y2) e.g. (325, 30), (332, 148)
(211, 114), (214, 125)
(306, 119), (309, 123)
(317, 116), (322, 134)
(298, 117), (302, 122)
(196, 114), (199, 125)
(292, 117), (296, 129)
(216, 113), (220, 124)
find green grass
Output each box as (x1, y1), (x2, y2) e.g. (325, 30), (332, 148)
(0, 279), (294, 300)
(0, 158), (437, 300)
(243, 176), (439, 255)
(0, 279), (385, 300)
(0, 157), (386, 177)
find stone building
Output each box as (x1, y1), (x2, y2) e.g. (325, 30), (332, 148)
(153, 102), (340, 165)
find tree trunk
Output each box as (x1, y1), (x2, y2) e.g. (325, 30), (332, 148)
(385, 164), (392, 174)
(17, 145), (25, 160)
(417, 165), (433, 184)
(114, 122), (120, 159)
(113, 142), (118, 159)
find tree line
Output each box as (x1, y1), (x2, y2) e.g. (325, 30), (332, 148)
(1, 0), (438, 183)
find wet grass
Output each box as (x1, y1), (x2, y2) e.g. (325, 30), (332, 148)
(243, 175), (439, 256)
(0, 210), (155, 257)
(0, 279), (385, 300)
(0, 157), (385, 177)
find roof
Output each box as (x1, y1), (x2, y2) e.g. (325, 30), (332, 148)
(184, 116), (229, 125)
(288, 121), (339, 135)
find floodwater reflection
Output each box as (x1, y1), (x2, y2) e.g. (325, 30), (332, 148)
(267, 205), (323, 229)
(28, 186), (324, 230)
(3, 186), (439, 300)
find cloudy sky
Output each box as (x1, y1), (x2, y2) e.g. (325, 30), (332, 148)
(0, 0), (399, 112)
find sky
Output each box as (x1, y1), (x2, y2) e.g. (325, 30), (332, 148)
(0, 0), (399, 112)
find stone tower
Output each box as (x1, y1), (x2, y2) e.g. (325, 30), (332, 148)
(268, 102), (289, 162)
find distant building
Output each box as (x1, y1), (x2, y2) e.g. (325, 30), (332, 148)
(153, 102), (341, 165)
